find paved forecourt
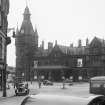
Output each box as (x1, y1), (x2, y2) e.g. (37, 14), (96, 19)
(28, 82), (93, 97)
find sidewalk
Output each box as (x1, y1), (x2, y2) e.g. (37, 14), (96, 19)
(0, 87), (15, 100)
(0, 95), (29, 105)
(0, 85), (30, 105)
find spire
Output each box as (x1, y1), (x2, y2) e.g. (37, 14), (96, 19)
(23, 6), (31, 20)
(16, 23), (19, 34)
(25, 0), (28, 6)
(35, 25), (38, 37)
(20, 6), (34, 35)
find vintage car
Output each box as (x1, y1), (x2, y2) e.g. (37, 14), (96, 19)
(29, 94), (105, 105)
(15, 82), (29, 96)
(43, 80), (53, 85)
(64, 79), (73, 86)
(90, 76), (105, 95)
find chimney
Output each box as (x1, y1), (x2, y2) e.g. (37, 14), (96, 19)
(48, 42), (53, 51)
(70, 43), (73, 47)
(55, 40), (57, 45)
(86, 38), (89, 46)
(78, 39), (82, 47)
(42, 40), (44, 50)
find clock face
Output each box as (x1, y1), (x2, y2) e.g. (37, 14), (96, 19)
(21, 29), (24, 34)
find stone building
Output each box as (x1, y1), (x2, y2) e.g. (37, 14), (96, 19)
(15, 6), (38, 81)
(33, 37), (105, 82)
(0, 0), (10, 90)
(15, 6), (105, 82)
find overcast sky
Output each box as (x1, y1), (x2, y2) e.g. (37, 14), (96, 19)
(7, 0), (105, 67)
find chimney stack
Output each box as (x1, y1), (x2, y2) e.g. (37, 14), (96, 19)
(48, 42), (53, 51)
(86, 38), (89, 46)
(70, 43), (73, 47)
(42, 40), (44, 50)
(78, 39), (82, 47)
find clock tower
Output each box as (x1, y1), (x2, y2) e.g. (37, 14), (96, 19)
(15, 6), (38, 81)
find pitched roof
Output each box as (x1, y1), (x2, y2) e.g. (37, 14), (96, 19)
(90, 36), (105, 47)
(37, 44), (87, 57)
(24, 6), (30, 15)
(20, 6), (35, 35)
(58, 44), (86, 55)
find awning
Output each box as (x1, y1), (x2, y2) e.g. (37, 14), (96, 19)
(35, 65), (69, 70)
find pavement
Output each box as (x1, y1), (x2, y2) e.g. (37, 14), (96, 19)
(0, 82), (91, 105)
(0, 82), (41, 105)
(0, 96), (30, 105)
(28, 81), (91, 97)
(0, 84), (30, 105)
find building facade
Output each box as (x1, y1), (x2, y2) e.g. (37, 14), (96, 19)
(33, 37), (105, 82)
(0, 0), (10, 90)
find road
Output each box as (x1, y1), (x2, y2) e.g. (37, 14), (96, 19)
(25, 82), (95, 105)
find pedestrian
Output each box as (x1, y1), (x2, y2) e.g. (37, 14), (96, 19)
(39, 81), (41, 88)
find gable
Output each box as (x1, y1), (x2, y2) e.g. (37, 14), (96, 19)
(48, 45), (64, 57)
(89, 37), (102, 48)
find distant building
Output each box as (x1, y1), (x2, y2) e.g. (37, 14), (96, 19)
(34, 37), (105, 82)
(15, 6), (105, 82)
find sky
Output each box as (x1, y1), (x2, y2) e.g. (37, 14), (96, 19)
(7, 0), (105, 67)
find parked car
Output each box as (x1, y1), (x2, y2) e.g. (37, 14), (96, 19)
(90, 76), (105, 95)
(64, 79), (73, 86)
(43, 80), (53, 85)
(15, 82), (29, 96)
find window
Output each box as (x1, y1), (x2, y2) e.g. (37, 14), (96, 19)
(92, 83), (100, 88)
(77, 58), (83, 67)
